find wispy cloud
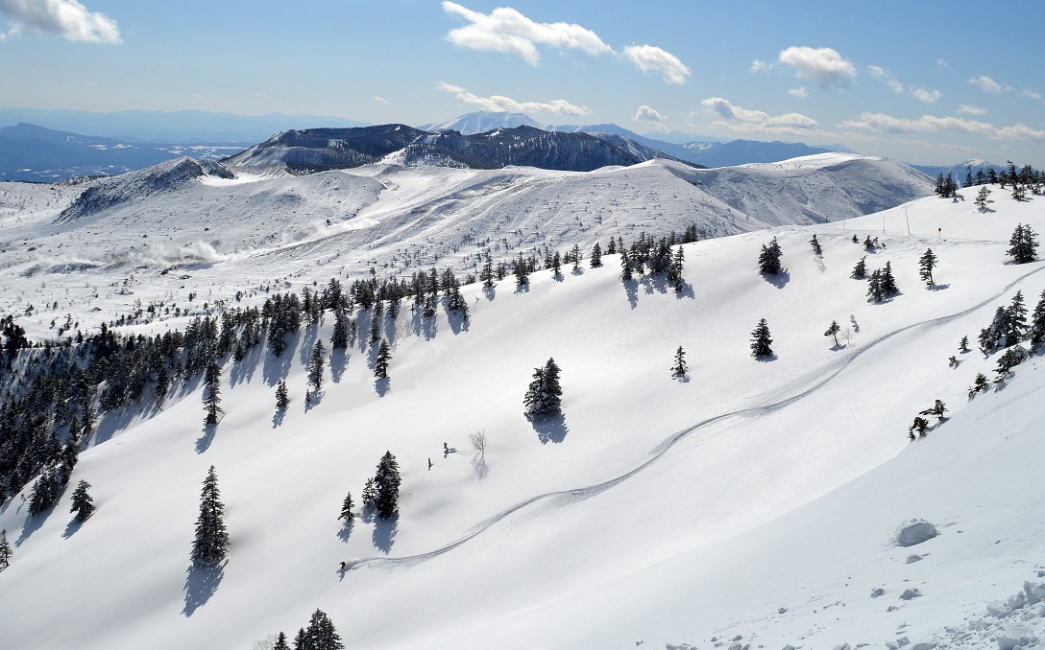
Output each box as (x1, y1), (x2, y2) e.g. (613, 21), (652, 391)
(867, 65), (941, 103)
(437, 81), (589, 116)
(777, 46), (856, 88)
(371, 96), (391, 105)
(0, 0), (120, 43)
(788, 87), (808, 98)
(633, 105), (668, 132)
(1020, 88), (1043, 102)
(968, 75), (1009, 94)
(622, 45), (690, 85)
(441, 1), (610, 65)
(957, 104), (987, 116)
(701, 97), (818, 134)
(841, 111), (1045, 140)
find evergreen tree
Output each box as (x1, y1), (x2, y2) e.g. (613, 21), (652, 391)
(203, 361), (222, 426)
(909, 416), (929, 439)
(969, 373), (989, 398)
(155, 366), (170, 403)
(273, 632), (290, 650)
(275, 380), (289, 410)
(480, 252), (495, 288)
(669, 247), (685, 292)
(331, 309), (349, 349)
(570, 244), (582, 271)
(523, 358), (563, 416)
(864, 235), (875, 253)
(0, 529), (10, 571)
(810, 234), (823, 257)
(514, 254), (530, 287)
(1007, 223), (1039, 263)
(28, 467), (62, 516)
(293, 628), (307, 650)
(70, 479), (95, 522)
(191, 465), (229, 566)
(338, 491), (354, 523)
(1029, 289), (1045, 348)
(974, 185), (991, 212)
(880, 262), (899, 296)
(374, 340), (391, 380)
(671, 346), (687, 379)
(964, 167), (973, 188)
(589, 242), (602, 268)
(851, 256), (867, 280)
(300, 609), (344, 650)
(1005, 290), (1029, 345)
(758, 237), (783, 275)
(606, 238), (617, 255)
(361, 478), (376, 511)
(919, 248), (938, 288)
(866, 269), (885, 303)
(750, 319), (774, 358)
(373, 452), (401, 520)
(307, 341), (325, 394)
(824, 320), (841, 347)
(620, 250), (633, 281)
(959, 335), (970, 353)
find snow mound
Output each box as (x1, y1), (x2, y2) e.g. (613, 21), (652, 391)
(896, 519), (939, 547)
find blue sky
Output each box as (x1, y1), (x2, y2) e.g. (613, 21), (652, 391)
(1, 0), (1043, 164)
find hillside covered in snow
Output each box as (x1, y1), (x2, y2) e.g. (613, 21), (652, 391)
(1, 168), (1045, 649)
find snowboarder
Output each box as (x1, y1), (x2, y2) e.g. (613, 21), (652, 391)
(339, 561), (346, 572)
(443, 442), (449, 456)
(427, 457), (433, 470)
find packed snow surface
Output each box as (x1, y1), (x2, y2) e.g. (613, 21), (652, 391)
(0, 169), (1042, 650)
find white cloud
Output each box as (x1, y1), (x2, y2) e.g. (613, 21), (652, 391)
(957, 104), (987, 116)
(633, 105), (669, 132)
(937, 58), (949, 68)
(749, 58), (773, 73)
(1020, 88), (1043, 102)
(910, 87), (942, 104)
(621, 44), (690, 85)
(969, 75), (1009, 94)
(441, 1), (610, 66)
(701, 97), (818, 134)
(437, 81), (589, 116)
(778, 46), (856, 88)
(788, 87), (808, 98)
(0, 0), (120, 43)
(841, 111), (1045, 140)
(371, 96), (391, 105)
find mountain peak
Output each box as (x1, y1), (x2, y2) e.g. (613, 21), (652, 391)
(421, 111), (541, 135)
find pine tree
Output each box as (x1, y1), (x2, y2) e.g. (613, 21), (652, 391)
(1005, 290), (1028, 346)
(273, 632), (290, 650)
(824, 320), (841, 347)
(909, 416), (929, 439)
(514, 254), (530, 287)
(293, 628), (307, 650)
(919, 248), (938, 288)
(0, 529), (10, 571)
(307, 341), (325, 394)
(669, 247), (685, 292)
(1007, 223), (1039, 264)
(974, 185), (991, 212)
(192, 465), (229, 566)
(606, 238), (617, 255)
(590, 242), (602, 268)
(361, 478), (376, 511)
(570, 244), (582, 271)
(1030, 289), (1045, 348)
(338, 491), (354, 523)
(373, 452), (401, 520)
(523, 358), (563, 416)
(70, 479), (95, 522)
(620, 250), (633, 281)
(880, 262), (899, 296)
(331, 308), (349, 349)
(851, 256), (867, 280)
(203, 361), (222, 426)
(300, 609), (344, 650)
(969, 372), (989, 398)
(758, 237), (783, 275)
(551, 251), (562, 277)
(155, 365), (170, 403)
(864, 235), (876, 253)
(959, 335), (970, 353)
(866, 269), (885, 303)
(480, 252), (495, 288)
(671, 346), (687, 379)
(275, 380), (289, 409)
(810, 234), (823, 257)
(750, 319), (774, 358)
(374, 340), (391, 379)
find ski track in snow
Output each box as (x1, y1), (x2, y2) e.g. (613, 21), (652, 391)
(344, 261), (1045, 572)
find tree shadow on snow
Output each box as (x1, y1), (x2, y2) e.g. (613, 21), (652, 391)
(62, 516), (87, 539)
(262, 331), (299, 388)
(929, 283), (951, 292)
(754, 353), (779, 363)
(374, 377), (390, 397)
(17, 504), (54, 546)
(673, 280), (695, 300)
(762, 269), (791, 289)
(195, 422), (217, 454)
(531, 412), (569, 444)
(471, 454), (489, 480)
(372, 515), (398, 554)
(337, 520), (354, 543)
(482, 286), (496, 301)
(622, 278), (639, 309)
(330, 348), (349, 383)
(445, 305), (469, 336)
(272, 407), (286, 429)
(182, 561), (225, 617)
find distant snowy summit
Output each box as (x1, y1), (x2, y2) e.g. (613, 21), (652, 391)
(419, 111), (541, 134)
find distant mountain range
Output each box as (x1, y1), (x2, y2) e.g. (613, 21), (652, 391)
(0, 107), (366, 144)
(0, 122), (241, 182)
(911, 159), (1004, 180)
(419, 111), (541, 133)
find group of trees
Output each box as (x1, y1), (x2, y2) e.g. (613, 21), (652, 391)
(1007, 224), (1039, 264)
(866, 262), (900, 303)
(273, 609), (344, 650)
(523, 358), (563, 417)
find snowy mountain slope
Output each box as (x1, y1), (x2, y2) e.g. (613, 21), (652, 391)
(0, 154), (930, 338)
(419, 111), (541, 134)
(1, 185), (1043, 649)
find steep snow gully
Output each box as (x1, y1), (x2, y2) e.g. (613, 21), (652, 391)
(344, 261), (1045, 572)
